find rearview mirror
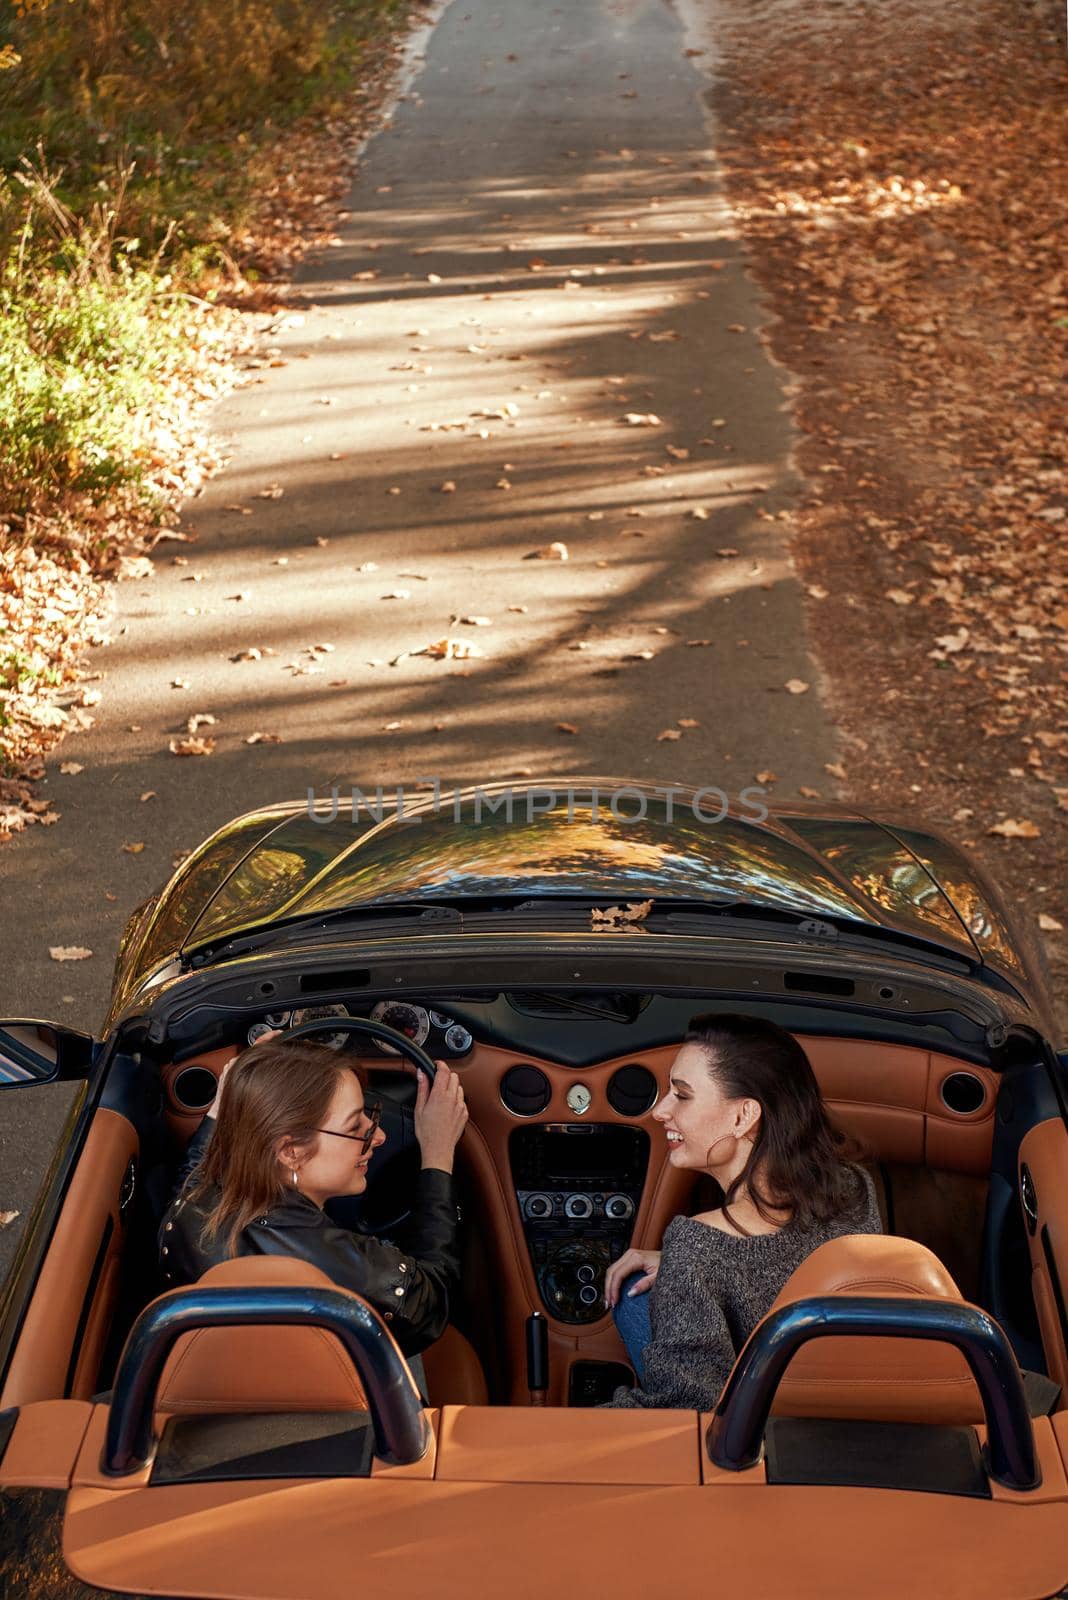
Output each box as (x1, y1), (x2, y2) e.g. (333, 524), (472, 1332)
(0, 1020), (96, 1086)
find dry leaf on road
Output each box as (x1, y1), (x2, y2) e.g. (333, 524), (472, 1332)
(756, 771), (779, 784)
(140, 791), (157, 802)
(988, 818), (1041, 839)
(557, 722), (580, 735)
(526, 542), (569, 561)
(420, 638), (485, 661)
(245, 732), (284, 745)
(122, 841), (145, 854)
(49, 946), (93, 961)
(1038, 913), (1064, 932)
(657, 728), (682, 741)
(59, 762), (83, 775)
(784, 679), (810, 695)
(170, 736), (216, 757)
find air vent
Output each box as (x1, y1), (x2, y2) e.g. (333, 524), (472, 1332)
(940, 1071), (987, 1116)
(172, 1066), (219, 1112)
(607, 1064), (658, 1118)
(499, 1064), (552, 1117)
(783, 972), (855, 997)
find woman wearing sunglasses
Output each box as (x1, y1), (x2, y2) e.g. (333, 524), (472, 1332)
(158, 1033), (468, 1356)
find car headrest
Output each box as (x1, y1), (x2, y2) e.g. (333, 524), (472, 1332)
(155, 1257), (369, 1415)
(766, 1234), (984, 1425)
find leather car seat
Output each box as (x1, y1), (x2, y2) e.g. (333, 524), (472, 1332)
(153, 1256), (488, 1415)
(763, 1234), (985, 1425)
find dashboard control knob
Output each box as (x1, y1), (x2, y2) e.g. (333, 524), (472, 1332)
(564, 1193), (593, 1220)
(578, 1284), (599, 1306)
(604, 1194), (634, 1221)
(576, 1264), (596, 1285)
(525, 1193), (553, 1220)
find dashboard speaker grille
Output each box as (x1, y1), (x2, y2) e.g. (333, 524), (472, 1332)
(606, 1064), (658, 1118)
(500, 1064), (552, 1117)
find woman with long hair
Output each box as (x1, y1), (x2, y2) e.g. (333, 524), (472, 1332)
(159, 1033), (468, 1355)
(604, 1012), (881, 1408)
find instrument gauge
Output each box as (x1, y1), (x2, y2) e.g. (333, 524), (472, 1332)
(370, 1000), (431, 1054)
(288, 1003), (351, 1049)
(247, 1021), (278, 1046)
(429, 1010), (453, 1032)
(444, 1023), (473, 1056)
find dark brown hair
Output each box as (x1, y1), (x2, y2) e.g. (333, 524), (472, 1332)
(189, 1040), (361, 1254)
(684, 1012), (867, 1235)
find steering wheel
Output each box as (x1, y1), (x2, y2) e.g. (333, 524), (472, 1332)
(278, 1016), (438, 1233)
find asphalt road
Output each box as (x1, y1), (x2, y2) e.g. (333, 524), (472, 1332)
(0, 0), (835, 1046)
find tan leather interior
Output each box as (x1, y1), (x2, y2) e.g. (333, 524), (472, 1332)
(1, 1107), (138, 1409)
(153, 1256), (488, 1414)
(1018, 1118), (1068, 1395)
(57, 1411), (1068, 1600)
(765, 1234), (984, 1424)
(155, 1258), (372, 1415)
(160, 1036), (998, 1406)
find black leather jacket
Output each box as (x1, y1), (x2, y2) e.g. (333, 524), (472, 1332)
(158, 1117), (461, 1355)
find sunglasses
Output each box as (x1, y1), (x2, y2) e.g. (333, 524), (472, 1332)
(315, 1101), (382, 1156)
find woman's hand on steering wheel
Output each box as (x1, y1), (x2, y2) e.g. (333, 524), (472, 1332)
(414, 1062), (469, 1175)
(206, 1028), (283, 1119)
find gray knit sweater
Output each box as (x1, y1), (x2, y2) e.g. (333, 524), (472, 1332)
(611, 1168), (881, 1410)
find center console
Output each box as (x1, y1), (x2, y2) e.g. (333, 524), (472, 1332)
(511, 1124), (650, 1324)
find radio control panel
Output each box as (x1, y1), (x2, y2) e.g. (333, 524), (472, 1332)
(510, 1125), (649, 1324)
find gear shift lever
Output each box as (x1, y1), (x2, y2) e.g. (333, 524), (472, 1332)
(526, 1310), (548, 1406)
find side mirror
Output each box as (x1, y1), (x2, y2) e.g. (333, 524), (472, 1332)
(0, 1020), (96, 1086)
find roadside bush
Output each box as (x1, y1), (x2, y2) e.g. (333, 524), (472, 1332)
(0, 163), (190, 508)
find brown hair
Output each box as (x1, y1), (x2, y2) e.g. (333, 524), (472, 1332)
(684, 1012), (867, 1235)
(189, 1040), (361, 1255)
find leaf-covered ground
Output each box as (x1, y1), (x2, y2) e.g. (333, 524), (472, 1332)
(697, 0), (1068, 1016)
(0, 14), (417, 840)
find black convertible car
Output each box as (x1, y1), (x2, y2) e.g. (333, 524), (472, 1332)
(1, 782), (1066, 1599)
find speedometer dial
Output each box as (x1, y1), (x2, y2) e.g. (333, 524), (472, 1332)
(370, 1000), (431, 1054)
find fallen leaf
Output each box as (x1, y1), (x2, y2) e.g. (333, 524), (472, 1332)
(257, 484), (284, 499)
(122, 841), (145, 854)
(0, 1210), (19, 1228)
(170, 737), (216, 757)
(460, 615), (493, 626)
(657, 728), (682, 741)
(784, 679), (810, 694)
(687, 638), (712, 647)
(799, 786), (821, 799)
(987, 818), (1041, 839)
(420, 638), (485, 661)
(690, 507), (710, 520)
(381, 589), (412, 600)
(557, 721), (580, 735)
(807, 585), (828, 600)
(49, 946), (93, 961)
(439, 480), (457, 493)
(245, 732), (284, 745)
(140, 791), (157, 803)
(886, 589), (914, 606)
(59, 762), (83, 775)
(527, 542), (569, 561)
(186, 713), (217, 734)
(171, 678), (190, 689)
(677, 718), (700, 728)
(756, 770), (778, 784)
(1038, 913), (1064, 932)
(230, 648), (262, 662)
(622, 412), (661, 426)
